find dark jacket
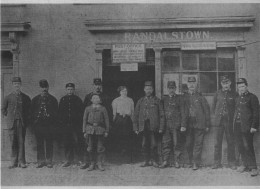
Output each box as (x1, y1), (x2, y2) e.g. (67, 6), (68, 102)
(133, 95), (165, 132)
(162, 94), (187, 129)
(1, 92), (31, 129)
(182, 92), (210, 129)
(58, 94), (83, 127)
(212, 89), (237, 127)
(233, 91), (259, 132)
(31, 93), (58, 125)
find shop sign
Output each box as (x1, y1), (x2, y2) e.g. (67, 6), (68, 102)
(181, 42), (216, 50)
(112, 44), (145, 63)
(120, 63), (138, 71)
(124, 31), (210, 43)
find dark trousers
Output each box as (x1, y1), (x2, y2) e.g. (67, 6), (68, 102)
(87, 134), (105, 163)
(186, 127), (205, 165)
(162, 124), (185, 163)
(214, 116), (236, 165)
(35, 120), (53, 164)
(141, 120), (162, 163)
(64, 125), (85, 163)
(113, 114), (133, 153)
(9, 119), (26, 165)
(234, 123), (257, 169)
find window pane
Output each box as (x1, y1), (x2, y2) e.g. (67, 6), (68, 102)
(199, 52), (216, 71)
(102, 49), (111, 65)
(218, 72), (236, 91)
(182, 53), (197, 70)
(1, 51), (13, 68)
(146, 49), (155, 65)
(200, 72), (217, 93)
(218, 51), (235, 71)
(162, 51), (180, 71)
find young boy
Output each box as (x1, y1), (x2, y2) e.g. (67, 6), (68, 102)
(82, 93), (109, 171)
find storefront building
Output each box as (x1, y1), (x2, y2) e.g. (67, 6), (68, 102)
(1, 4), (260, 165)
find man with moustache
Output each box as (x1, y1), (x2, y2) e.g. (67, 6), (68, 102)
(133, 81), (165, 168)
(212, 75), (237, 170)
(31, 79), (58, 168)
(234, 78), (259, 176)
(2, 77), (31, 169)
(184, 76), (210, 170)
(58, 83), (84, 167)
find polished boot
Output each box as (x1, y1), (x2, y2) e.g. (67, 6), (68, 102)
(192, 163), (198, 170)
(62, 162), (71, 167)
(159, 161), (168, 168)
(87, 162), (95, 171)
(97, 153), (105, 171)
(36, 162), (45, 168)
(18, 163), (27, 168)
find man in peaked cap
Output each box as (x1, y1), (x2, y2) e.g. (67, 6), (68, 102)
(234, 78), (259, 176)
(160, 81), (187, 169)
(212, 75), (237, 170)
(58, 83), (84, 167)
(31, 79), (58, 168)
(133, 81), (165, 168)
(184, 76), (210, 170)
(2, 77), (31, 169)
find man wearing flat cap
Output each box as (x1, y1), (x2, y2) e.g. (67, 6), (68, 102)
(234, 78), (259, 176)
(2, 77), (31, 169)
(31, 79), (58, 168)
(160, 81), (187, 169)
(58, 83), (84, 167)
(133, 81), (165, 168)
(212, 75), (237, 170)
(184, 76), (210, 170)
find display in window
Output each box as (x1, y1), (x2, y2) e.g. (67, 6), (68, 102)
(182, 53), (197, 70)
(162, 51), (180, 71)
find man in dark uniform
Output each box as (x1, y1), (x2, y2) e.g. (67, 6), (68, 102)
(58, 83), (84, 167)
(31, 79), (58, 168)
(234, 78), (259, 177)
(184, 76), (210, 170)
(212, 75), (237, 169)
(160, 81), (187, 169)
(133, 81), (165, 168)
(2, 77), (31, 169)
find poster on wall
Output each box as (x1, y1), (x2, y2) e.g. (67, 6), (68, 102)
(112, 44), (146, 63)
(163, 73), (180, 95)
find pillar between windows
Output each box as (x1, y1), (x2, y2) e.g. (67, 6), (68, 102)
(237, 46), (246, 79)
(153, 47), (162, 98)
(95, 49), (103, 79)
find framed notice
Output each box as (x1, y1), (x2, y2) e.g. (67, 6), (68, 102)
(182, 73), (198, 85)
(163, 73), (180, 95)
(112, 44), (146, 63)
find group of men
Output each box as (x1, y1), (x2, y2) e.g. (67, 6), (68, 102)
(1, 75), (259, 176)
(133, 75), (259, 177)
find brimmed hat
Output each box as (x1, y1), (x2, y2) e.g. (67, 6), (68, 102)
(167, 81), (176, 88)
(39, 79), (49, 88)
(12, 77), (21, 83)
(144, 81), (153, 87)
(93, 78), (102, 85)
(220, 75), (230, 83)
(236, 78), (247, 85)
(187, 76), (196, 83)
(65, 83), (75, 88)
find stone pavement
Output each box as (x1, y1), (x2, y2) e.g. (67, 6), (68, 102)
(1, 160), (260, 186)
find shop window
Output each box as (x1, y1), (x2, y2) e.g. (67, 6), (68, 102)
(162, 50), (180, 71)
(162, 49), (236, 95)
(146, 49), (155, 65)
(102, 49), (112, 66)
(1, 51), (13, 69)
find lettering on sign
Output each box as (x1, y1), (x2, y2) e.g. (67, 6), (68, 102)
(112, 44), (145, 63)
(120, 63), (138, 71)
(181, 42), (216, 50)
(124, 31), (210, 42)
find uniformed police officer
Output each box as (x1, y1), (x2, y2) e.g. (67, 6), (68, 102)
(2, 77), (31, 169)
(133, 81), (165, 168)
(58, 83), (84, 167)
(31, 79), (58, 168)
(160, 81), (187, 169)
(212, 75), (237, 169)
(234, 78), (259, 177)
(184, 76), (210, 170)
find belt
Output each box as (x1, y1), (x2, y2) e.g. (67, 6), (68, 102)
(87, 122), (102, 126)
(116, 113), (130, 117)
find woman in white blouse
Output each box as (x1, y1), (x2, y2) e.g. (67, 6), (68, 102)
(112, 86), (134, 157)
